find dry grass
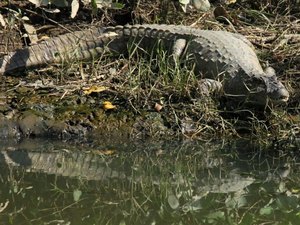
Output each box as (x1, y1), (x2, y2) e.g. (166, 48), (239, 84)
(35, 0), (300, 141)
(0, 0), (299, 141)
(130, 0), (300, 141)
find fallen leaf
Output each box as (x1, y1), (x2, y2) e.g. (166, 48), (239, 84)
(168, 194), (179, 209)
(23, 23), (38, 44)
(83, 86), (108, 95)
(291, 188), (300, 194)
(41, 8), (61, 14)
(0, 14), (6, 28)
(39, 35), (50, 42)
(214, 6), (229, 20)
(73, 189), (82, 202)
(71, 0), (79, 18)
(191, 0), (210, 11)
(103, 101), (116, 110)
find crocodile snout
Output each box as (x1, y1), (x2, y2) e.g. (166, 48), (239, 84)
(265, 77), (289, 104)
(270, 87), (289, 103)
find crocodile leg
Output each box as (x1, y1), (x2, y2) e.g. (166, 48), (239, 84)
(172, 38), (187, 58)
(198, 78), (223, 95)
(170, 38), (187, 68)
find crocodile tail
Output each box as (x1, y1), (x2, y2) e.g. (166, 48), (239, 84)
(0, 27), (117, 75)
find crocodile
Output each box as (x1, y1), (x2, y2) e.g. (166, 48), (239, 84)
(0, 149), (126, 181)
(0, 24), (289, 106)
(0, 148), (255, 193)
(1, 146), (290, 194)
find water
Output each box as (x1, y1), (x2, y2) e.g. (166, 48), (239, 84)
(0, 138), (299, 225)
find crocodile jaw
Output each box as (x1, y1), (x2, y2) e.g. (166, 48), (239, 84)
(244, 76), (289, 106)
(264, 76), (289, 104)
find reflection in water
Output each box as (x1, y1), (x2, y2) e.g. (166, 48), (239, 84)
(0, 138), (299, 225)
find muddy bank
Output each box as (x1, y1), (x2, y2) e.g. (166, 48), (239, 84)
(0, 74), (176, 139)
(0, 0), (299, 141)
(0, 72), (292, 141)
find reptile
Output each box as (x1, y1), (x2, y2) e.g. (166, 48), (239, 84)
(0, 147), (288, 193)
(0, 148), (255, 192)
(0, 24), (289, 106)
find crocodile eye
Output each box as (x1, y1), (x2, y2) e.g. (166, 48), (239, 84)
(266, 75), (278, 92)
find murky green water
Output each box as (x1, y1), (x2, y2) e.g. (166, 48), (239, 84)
(0, 138), (299, 225)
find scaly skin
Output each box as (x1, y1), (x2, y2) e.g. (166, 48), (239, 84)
(0, 28), (116, 73)
(0, 150), (126, 180)
(0, 24), (289, 106)
(0, 149), (255, 192)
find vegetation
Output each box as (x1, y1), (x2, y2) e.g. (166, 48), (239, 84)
(0, 0), (299, 142)
(0, 3), (299, 224)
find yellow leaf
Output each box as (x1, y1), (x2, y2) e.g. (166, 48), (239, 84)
(39, 36), (50, 42)
(103, 101), (116, 110)
(83, 86), (109, 95)
(291, 188), (300, 194)
(23, 23), (38, 44)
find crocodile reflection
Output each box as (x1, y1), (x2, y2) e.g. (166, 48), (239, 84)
(0, 150), (127, 181)
(0, 148), (260, 198)
(0, 137), (294, 197)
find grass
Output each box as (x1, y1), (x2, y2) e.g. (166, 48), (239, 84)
(23, 26), (293, 141)
(77, 37), (291, 140)
(101, 47), (233, 139)
(0, 0), (299, 143)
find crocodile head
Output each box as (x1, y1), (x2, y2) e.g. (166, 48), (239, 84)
(224, 69), (289, 107)
(260, 67), (289, 104)
(241, 75), (289, 107)
(263, 75), (289, 104)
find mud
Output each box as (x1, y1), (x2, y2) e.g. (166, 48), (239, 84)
(0, 74), (174, 140)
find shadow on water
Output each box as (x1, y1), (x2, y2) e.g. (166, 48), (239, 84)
(0, 138), (299, 225)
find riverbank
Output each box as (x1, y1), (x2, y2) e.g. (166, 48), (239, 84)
(0, 0), (299, 143)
